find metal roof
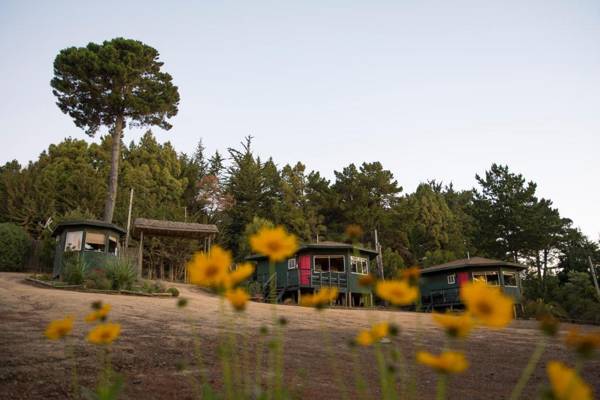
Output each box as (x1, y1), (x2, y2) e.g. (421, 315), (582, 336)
(52, 219), (127, 237)
(132, 218), (218, 239)
(421, 256), (528, 274)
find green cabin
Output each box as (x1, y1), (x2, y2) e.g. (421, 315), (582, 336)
(247, 241), (379, 307)
(51, 220), (127, 279)
(419, 257), (527, 311)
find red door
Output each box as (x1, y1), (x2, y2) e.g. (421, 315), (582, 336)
(457, 272), (469, 286)
(299, 255), (311, 286)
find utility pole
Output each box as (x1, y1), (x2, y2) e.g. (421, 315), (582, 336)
(124, 188), (134, 249)
(374, 229), (384, 280)
(588, 256), (600, 300)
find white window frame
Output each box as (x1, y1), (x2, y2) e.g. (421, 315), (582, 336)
(313, 255), (346, 273)
(64, 231), (83, 251)
(350, 256), (369, 275)
(502, 272), (518, 287)
(447, 273), (456, 285)
(287, 258), (297, 270)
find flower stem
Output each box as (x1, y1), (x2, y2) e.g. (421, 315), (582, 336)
(435, 374), (447, 400)
(509, 337), (546, 400)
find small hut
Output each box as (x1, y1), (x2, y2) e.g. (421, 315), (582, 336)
(419, 257), (527, 311)
(51, 220), (127, 278)
(247, 241), (378, 307)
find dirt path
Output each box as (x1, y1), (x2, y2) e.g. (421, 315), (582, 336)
(0, 272), (598, 399)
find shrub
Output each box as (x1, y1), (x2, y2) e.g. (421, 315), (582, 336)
(105, 257), (137, 290)
(84, 268), (112, 290)
(138, 279), (166, 294)
(62, 254), (87, 285)
(0, 223), (30, 272)
(167, 287), (180, 297)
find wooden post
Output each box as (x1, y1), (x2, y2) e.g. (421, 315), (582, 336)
(124, 188), (134, 249)
(370, 293), (374, 308)
(589, 256), (600, 300)
(297, 289), (301, 305)
(138, 230), (143, 278)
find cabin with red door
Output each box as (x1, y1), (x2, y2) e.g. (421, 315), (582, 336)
(419, 257), (527, 311)
(247, 241), (378, 306)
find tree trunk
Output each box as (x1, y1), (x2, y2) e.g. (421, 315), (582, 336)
(103, 116), (124, 222)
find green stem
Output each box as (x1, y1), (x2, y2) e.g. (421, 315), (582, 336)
(374, 344), (389, 400)
(509, 337), (546, 400)
(435, 374), (447, 400)
(65, 338), (79, 399)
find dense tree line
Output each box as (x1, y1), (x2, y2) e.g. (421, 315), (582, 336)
(1, 133), (599, 320)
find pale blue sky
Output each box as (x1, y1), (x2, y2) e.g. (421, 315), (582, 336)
(0, 1), (599, 239)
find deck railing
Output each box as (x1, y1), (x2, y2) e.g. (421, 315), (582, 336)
(310, 271), (348, 289)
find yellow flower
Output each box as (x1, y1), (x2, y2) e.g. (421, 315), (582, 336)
(249, 226), (298, 262)
(370, 322), (390, 340)
(358, 273), (376, 287)
(356, 330), (375, 346)
(224, 263), (255, 289)
(355, 322), (390, 346)
(432, 312), (475, 339)
(416, 351), (469, 374)
(460, 281), (513, 329)
(187, 245), (231, 289)
(564, 329), (600, 358)
(87, 323), (121, 345)
(84, 303), (111, 323)
(375, 280), (419, 306)
(226, 288), (250, 311)
(300, 287), (339, 309)
(547, 361), (592, 400)
(400, 266), (421, 286)
(45, 316), (74, 340)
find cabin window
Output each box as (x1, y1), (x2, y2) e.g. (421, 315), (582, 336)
(108, 235), (118, 255)
(314, 255), (345, 273)
(447, 273), (456, 285)
(84, 232), (106, 252)
(503, 272), (517, 287)
(472, 271), (500, 285)
(351, 256), (369, 274)
(64, 231), (83, 251)
(288, 258), (297, 270)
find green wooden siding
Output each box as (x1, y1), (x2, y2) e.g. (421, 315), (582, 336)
(252, 248), (375, 295)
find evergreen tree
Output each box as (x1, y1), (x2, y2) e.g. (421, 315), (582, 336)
(51, 38), (180, 222)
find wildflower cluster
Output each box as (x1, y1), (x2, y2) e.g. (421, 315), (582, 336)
(187, 245), (255, 311)
(355, 322), (391, 346)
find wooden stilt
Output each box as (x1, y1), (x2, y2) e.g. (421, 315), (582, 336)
(138, 231), (144, 278)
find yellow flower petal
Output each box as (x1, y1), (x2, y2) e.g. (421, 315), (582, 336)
(87, 323), (121, 345)
(416, 350), (469, 374)
(226, 288), (250, 311)
(249, 226), (298, 262)
(432, 312), (475, 338)
(547, 361), (592, 400)
(187, 245), (232, 289)
(45, 316), (74, 340)
(375, 280), (418, 306)
(460, 281), (513, 329)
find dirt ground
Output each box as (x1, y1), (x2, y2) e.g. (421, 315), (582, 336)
(1, 272), (599, 399)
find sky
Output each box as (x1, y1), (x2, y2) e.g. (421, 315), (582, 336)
(0, 1), (599, 239)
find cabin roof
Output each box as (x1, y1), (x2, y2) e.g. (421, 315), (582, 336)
(52, 219), (127, 237)
(132, 218), (218, 239)
(421, 256), (527, 274)
(246, 241), (378, 260)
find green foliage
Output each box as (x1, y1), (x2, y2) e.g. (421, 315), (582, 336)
(105, 257), (137, 290)
(84, 268), (112, 290)
(62, 253), (88, 285)
(51, 37), (179, 136)
(382, 247), (405, 279)
(167, 287), (180, 297)
(138, 279), (167, 294)
(0, 223), (30, 271)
